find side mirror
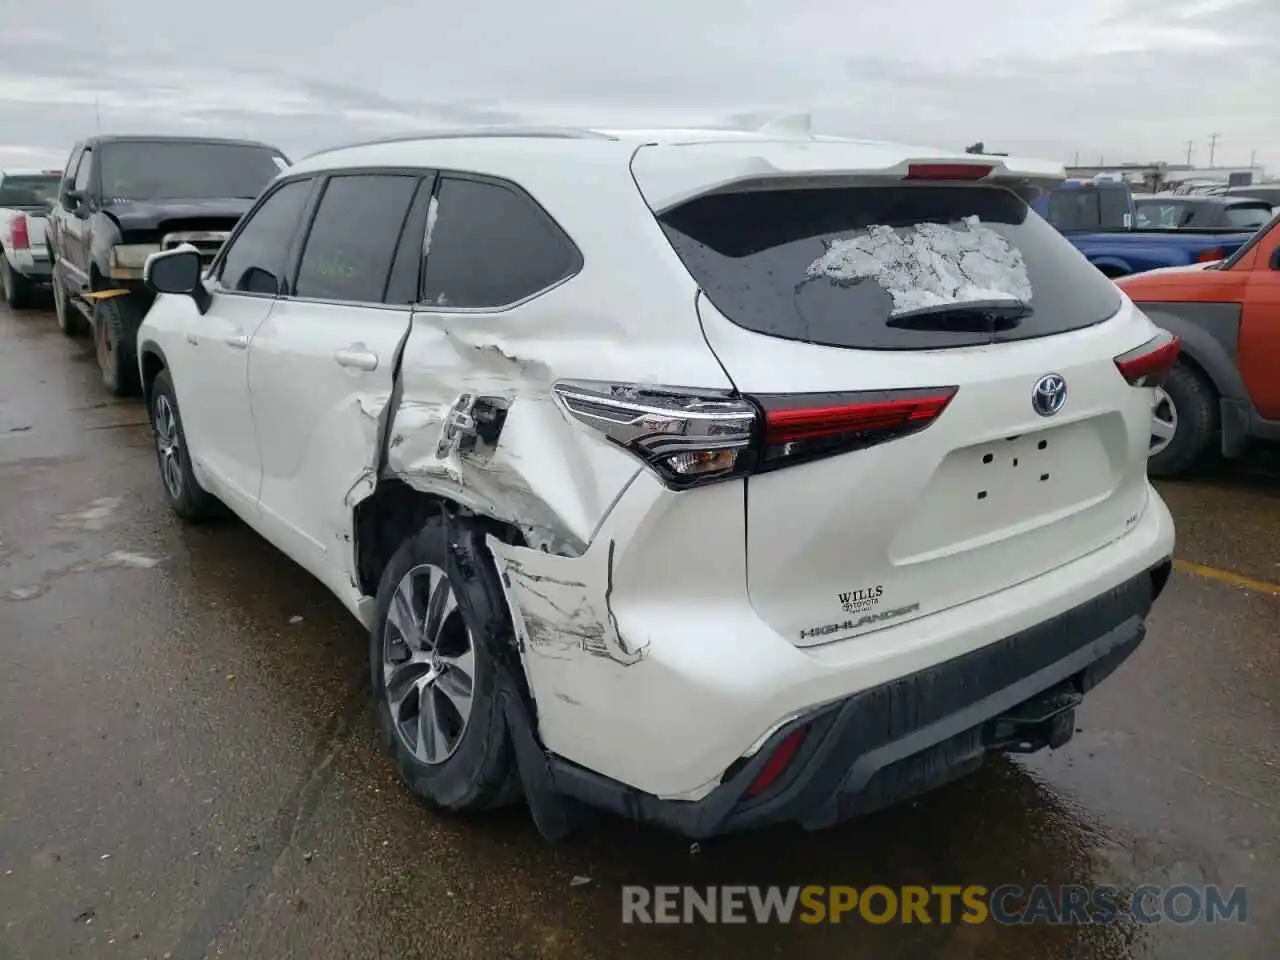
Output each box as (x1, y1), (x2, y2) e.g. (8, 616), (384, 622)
(145, 247), (211, 314)
(65, 189), (87, 216)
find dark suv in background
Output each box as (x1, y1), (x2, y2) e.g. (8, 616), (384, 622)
(46, 135), (289, 395)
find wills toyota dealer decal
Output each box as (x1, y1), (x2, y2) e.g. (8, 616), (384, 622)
(840, 585), (883, 614)
(798, 585), (919, 641)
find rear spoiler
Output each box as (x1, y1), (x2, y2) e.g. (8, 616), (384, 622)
(630, 141), (1067, 213)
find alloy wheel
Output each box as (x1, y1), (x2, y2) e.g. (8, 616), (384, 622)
(154, 394), (184, 499)
(1150, 387), (1178, 456)
(382, 563), (476, 765)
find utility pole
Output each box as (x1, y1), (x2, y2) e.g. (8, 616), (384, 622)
(95, 97), (101, 133)
(1185, 140), (1193, 166)
(1208, 132), (1220, 168)
(1073, 150), (1079, 166)
(1249, 149), (1256, 169)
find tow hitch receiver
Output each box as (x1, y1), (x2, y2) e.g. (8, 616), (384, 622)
(984, 684), (1083, 754)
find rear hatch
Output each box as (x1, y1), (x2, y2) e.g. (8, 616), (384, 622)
(632, 142), (1159, 646)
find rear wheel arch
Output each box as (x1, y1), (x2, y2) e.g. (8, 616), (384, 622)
(352, 479), (526, 600)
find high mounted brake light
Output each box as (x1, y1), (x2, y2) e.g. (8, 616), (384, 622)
(905, 163), (994, 181)
(1114, 331), (1180, 387)
(554, 381), (958, 488)
(10, 214), (30, 251)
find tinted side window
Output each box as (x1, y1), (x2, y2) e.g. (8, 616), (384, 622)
(422, 176), (580, 308)
(294, 174), (419, 303)
(74, 150), (94, 194)
(61, 148), (83, 200)
(385, 178), (434, 305)
(218, 179), (312, 295)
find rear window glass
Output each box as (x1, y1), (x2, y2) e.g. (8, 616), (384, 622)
(659, 184), (1123, 350)
(1224, 204), (1273, 230)
(0, 175), (59, 208)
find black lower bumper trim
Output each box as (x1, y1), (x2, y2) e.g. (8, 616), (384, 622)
(546, 559), (1172, 838)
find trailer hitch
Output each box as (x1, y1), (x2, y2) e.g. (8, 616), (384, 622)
(984, 683), (1082, 754)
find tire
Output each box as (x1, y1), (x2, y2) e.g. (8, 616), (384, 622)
(1147, 361), (1218, 478)
(94, 294), (143, 396)
(371, 516), (522, 813)
(1, 254), (34, 310)
(150, 368), (218, 521)
(52, 268), (84, 336)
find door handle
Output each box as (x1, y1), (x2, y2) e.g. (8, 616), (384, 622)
(225, 333), (249, 349)
(334, 348), (379, 371)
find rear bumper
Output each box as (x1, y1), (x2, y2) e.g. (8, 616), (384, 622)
(9, 249), (51, 280)
(549, 557), (1171, 838)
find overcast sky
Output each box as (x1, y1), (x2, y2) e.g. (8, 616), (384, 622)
(1, 0), (1275, 174)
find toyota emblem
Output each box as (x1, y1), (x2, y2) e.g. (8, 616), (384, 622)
(1032, 374), (1068, 417)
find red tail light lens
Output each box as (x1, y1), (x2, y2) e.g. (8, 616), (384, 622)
(554, 382), (959, 487)
(905, 163), (994, 181)
(1196, 247), (1225, 263)
(753, 387), (958, 471)
(1114, 331), (1181, 387)
(744, 726), (808, 797)
(10, 215), (29, 251)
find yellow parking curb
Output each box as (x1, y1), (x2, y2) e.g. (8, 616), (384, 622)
(81, 289), (132, 301)
(1174, 559), (1280, 596)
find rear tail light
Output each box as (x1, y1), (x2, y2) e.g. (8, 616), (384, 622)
(1196, 247), (1225, 263)
(905, 163), (994, 181)
(554, 381), (957, 488)
(10, 215), (29, 251)
(1114, 331), (1181, 387)
(553, 382), (757, 488)
(756, 388), (957, 471)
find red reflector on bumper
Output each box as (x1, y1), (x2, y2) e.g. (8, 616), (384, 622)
(745, 726), (808, 797)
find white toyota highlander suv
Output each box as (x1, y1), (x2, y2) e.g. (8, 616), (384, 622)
(136, 127), (1176, 839)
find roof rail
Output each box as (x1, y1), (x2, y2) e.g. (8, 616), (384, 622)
(301, 126), (617, 160)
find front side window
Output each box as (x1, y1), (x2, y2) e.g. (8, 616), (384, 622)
(421, 176), (581, 309)
(96, 141), (287, 202)
(217, 179), (312, 295)
(294, 174), (419, 303)
(73, 151), (94, 194)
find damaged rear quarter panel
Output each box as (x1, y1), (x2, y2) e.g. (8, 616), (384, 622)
(384, 284), (732, 554)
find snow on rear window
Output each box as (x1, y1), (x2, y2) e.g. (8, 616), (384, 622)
(805, 216), (1033, 314)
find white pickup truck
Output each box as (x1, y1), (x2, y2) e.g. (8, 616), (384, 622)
(0, 169), (62, 309)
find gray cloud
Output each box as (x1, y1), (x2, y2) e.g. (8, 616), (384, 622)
(1, 0), (1276, 174)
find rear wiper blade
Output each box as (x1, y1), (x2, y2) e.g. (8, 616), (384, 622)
(886, 299), (1033, 333)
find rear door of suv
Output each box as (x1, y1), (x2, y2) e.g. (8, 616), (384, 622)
(633, 143), (1164, 646)
(247, 170), (430, 585)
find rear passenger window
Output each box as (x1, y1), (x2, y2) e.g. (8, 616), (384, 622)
(421, 176), (580, 308)
(219, 179), (312, 294)
(384, 177), (434, 305)
(295, 174), (419, 303)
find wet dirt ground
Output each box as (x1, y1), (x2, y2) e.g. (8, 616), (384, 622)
(1, 299), (1277, 960)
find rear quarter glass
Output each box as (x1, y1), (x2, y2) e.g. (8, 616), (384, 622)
(659, 183), (1123, 350)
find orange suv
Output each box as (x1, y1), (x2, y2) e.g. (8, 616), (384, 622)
(1118, 212), (1280, 476)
